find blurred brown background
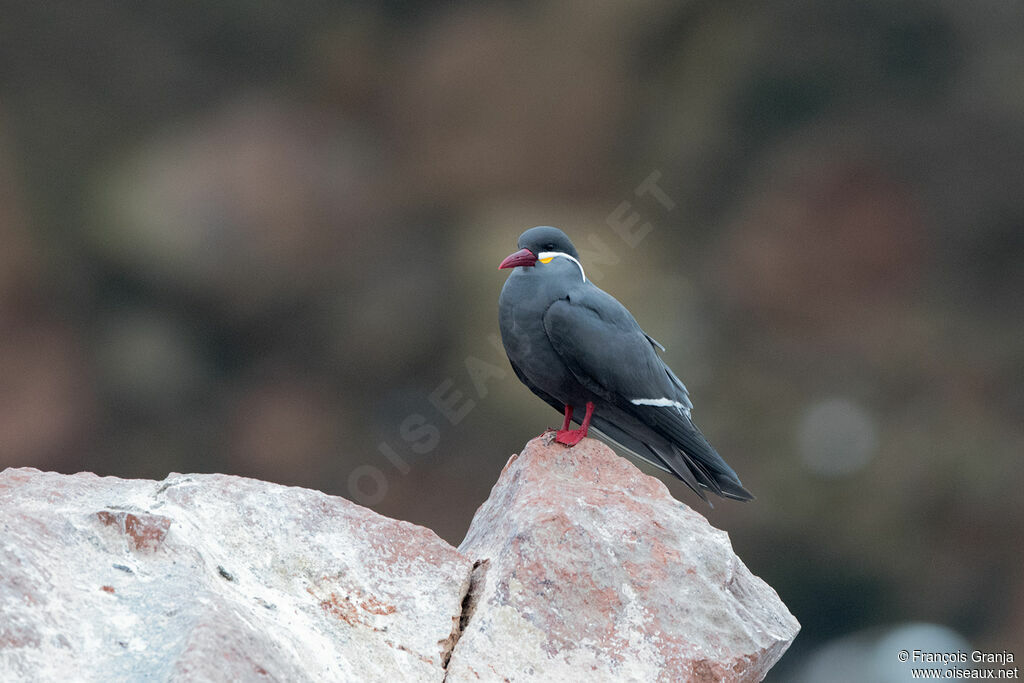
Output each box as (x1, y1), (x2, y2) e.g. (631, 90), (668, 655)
(1, 0), (1021, 678)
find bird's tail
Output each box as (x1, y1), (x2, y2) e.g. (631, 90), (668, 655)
(629, 406), (754, 502)
(590, 417), (753, 504)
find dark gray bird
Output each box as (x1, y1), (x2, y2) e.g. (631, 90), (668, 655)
(498, 226), (752, 503)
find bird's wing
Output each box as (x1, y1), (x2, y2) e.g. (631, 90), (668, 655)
(541, 288), (691, 416)
(542, 288), (751, 501)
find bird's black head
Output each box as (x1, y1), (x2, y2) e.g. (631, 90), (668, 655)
(517, 226), (579, 260)
(498, 226), (580, 270)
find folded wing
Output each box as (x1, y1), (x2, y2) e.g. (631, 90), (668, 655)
(542, 289), (752, 501)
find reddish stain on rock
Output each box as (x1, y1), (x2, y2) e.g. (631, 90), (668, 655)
(95, 510), (171, 551)
(100, 585), (115, 594)
(317, 592), (360, 625)
(360, 595), (397, 616)
(312, 586), (397, 627)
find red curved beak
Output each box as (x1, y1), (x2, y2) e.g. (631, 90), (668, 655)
(499, 248), (537, 269)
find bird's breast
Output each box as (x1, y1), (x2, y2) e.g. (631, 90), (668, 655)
(499, 277), (586, 405)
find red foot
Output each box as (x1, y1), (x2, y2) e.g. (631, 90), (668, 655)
(555, 429), (587, 446)
(555, 402), (594, 447)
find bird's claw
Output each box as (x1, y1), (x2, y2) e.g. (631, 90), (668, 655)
(554, 429), (586, 447)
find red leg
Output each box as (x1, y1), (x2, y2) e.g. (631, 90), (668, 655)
(579, 401), (594, 433)
(555, 401), (594, 446)
(560, 405), (573, 431)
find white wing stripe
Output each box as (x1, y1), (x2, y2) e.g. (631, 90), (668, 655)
(630, 397), (692, 415)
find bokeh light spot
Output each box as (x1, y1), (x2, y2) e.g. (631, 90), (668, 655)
(798, 396), (878, 477)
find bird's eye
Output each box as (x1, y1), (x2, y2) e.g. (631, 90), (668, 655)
(545, 243), (555, 250)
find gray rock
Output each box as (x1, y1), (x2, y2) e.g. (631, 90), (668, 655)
(447, 435), (800, 682)
(1, 437), (798, 682)
(0, 468), (471, 682)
